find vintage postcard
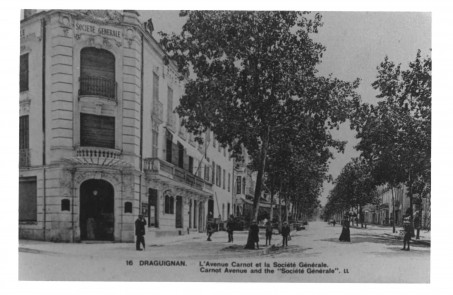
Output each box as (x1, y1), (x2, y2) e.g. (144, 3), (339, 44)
(18, 8), (431, 283)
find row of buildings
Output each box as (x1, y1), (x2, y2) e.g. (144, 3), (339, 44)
(362, 185), (430, 229)
(19, 9), (278, 242)
(328, 185), (430, 229)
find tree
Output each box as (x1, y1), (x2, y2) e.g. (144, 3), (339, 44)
(351, 50), (431, 229)
(159, 11), (359, 249)
(325, 158), (379, 222)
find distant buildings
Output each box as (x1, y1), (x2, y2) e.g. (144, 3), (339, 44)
(363, 185), (430, 229)
(19, 10), (234, 242)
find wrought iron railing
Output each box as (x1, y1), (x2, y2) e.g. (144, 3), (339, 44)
(79, 76), (117, 100)
(144, 157), (211, 191)
(19, 149), (30, 167)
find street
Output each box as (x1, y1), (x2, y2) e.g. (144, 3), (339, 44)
(19, 221), (430, 282)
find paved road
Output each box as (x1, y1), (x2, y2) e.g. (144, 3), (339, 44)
(19, 221), (430, 282)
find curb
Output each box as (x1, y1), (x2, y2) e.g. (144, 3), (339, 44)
(383, 233), (430, 247)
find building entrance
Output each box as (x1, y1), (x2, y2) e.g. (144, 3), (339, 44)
(80, 179), (114, 241)
(176, 196), (183, 228)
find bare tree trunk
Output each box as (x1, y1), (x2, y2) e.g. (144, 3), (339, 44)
(245, 126), (270, 249)
(391, 186), (395, 233)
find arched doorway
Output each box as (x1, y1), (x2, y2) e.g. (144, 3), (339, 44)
(80, 179), (114, 241)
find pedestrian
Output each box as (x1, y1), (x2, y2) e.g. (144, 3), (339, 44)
(401, 215), (412, 251)
(265, 221), (273, 246)
(135, 214), (146, 251)
(339, 215), (351, 242)
(332, 219), (336, 227)
(250, 221), (260, 249)
(207, 221), (215, 241)
(414, 212), (421, 240)
(226, 215), (235, 242)
(281, 221), (291, 247)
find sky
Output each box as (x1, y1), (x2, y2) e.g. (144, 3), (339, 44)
(138, 10), (431, 206)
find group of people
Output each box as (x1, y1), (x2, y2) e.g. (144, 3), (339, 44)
(246, 220), (292, 249)
(207, 216), (292, 249)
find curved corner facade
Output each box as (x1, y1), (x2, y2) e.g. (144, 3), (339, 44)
(19, 10), (234, 242)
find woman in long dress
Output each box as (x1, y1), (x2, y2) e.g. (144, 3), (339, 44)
(339, 216), (351, 242)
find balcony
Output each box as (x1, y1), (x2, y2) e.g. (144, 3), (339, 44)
(76, 146), (121, 159)
(19, 149), (30, 167)
(151, 99), (163, 124)
(144, 157), (212, 191)
(79, 76), (117, 101)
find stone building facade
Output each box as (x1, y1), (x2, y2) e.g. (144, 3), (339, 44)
(19, 10), (234, 242)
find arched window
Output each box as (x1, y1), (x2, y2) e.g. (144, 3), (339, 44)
(79, 47), (116, 99)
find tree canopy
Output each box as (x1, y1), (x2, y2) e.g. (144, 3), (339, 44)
(159, 12), (360, 246)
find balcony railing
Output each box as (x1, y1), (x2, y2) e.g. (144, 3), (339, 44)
(19, 149), (30, 167)
(76, 146), (121, 159)
(144, 157), (212, 191)
(79, 76), (117, 100)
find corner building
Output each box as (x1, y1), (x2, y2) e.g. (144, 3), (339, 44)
(19, 10), (234, 242)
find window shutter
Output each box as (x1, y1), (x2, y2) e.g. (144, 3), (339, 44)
(171, 143), (178, 166)
(183, 150), (189, 171)
(81, 47), (115, 80)
(80, 113), (115, 148)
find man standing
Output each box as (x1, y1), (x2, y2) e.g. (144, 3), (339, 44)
(135, 214), (147, 251)
(401, 215), (412, 251)
(226, 215), (235, 243)
(281, 222), (291, 247)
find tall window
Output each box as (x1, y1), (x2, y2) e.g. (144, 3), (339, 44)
(223, 169), (226, 189)
(242, 177), (246, 194)
(212, 162), (215, 184)
(216, 165), (221, 186)
(188, 156), (194, 174)
(80, 113), (115, 148)
(165, 195), (174, 214)
(19, 177), (37, 222)
(20, 115), (29, 167)
(228, 173), (231, 192)
(178, 142), (184, 169)
(236, 176), (241, 194)
(20, 116), (29, 150)
(153, 73), (159, 101)
(204, 165), (210, 182)
(151, 120), (159, 158)
(167, 86), (173, 125)
(80, 47), (116, 99)
(20, 54), (29, 92)
(166, 130), (173, 162)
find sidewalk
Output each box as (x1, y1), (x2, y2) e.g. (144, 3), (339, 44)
(19, 229), (278, 260)
(352, 223), (431, 247)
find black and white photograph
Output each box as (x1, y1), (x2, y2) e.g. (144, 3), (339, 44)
(8, 0), (450, 288)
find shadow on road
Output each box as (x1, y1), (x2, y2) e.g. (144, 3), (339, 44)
(319, 233), (430, 248)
